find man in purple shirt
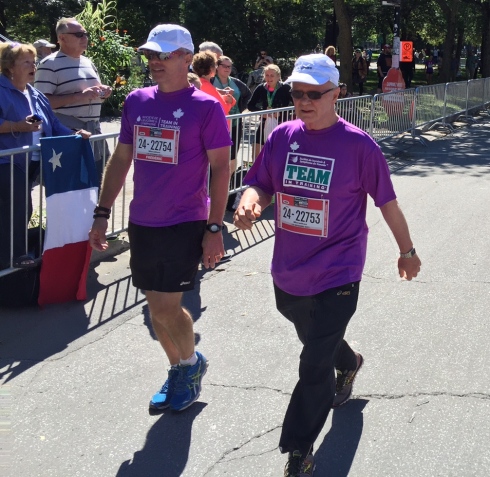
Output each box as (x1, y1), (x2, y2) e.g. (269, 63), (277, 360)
(234, 54), (421, 477)
(89, 25), (231, 413)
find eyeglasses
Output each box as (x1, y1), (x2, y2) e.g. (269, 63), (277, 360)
(64, 31), (89, 38)
(218, 64), (232, 69)
(291, 87), (338, 100)
(141, 50), (180, 61)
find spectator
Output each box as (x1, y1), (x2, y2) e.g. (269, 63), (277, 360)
(212, 55), (251, 207)
(187, 72), (201, 89)
(338, 82), (352, 98)
(248, 64), (292, 160)
(199, 41), (223, 58)
(450, 54), (459, 82)
(466, 50), (478, 79)
(399, 55), (415, 88)
(425, 55), (434, 84)
(198, 41), (223, 59)
(254, 49), (273, 70)
(33, 39), (56, 65)
(352, 49), (368, 96)
(34, 17), (112, 181)
(192, 51), (236, 123)
(0, 42), (89, 270)
(325, 45), (337, 65)
(89, 24), (232, 413)
(377, 44), (392, 92)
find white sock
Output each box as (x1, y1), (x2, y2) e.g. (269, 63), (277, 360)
(180, 352), (198, 366)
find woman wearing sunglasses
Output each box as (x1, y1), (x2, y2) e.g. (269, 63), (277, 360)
(212, 56), (251, 205)
(192, 51), (236, 123)
(248, 63), (292, 160)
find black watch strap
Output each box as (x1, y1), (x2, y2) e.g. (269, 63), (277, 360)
(206, 223), (225, 233)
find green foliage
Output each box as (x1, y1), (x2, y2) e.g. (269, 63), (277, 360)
(75, 0), (139, 115)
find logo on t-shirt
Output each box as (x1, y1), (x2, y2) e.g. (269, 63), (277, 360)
(173, 108), (184, 119)
(283, 152), (335, 192)
(290, 141), (300, 151)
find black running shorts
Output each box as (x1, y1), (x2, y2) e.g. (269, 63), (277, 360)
(128, 220), (206, 292)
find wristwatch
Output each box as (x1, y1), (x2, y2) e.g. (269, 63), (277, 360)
(400, 247), (416, 259)
(206, 223), (225, 233)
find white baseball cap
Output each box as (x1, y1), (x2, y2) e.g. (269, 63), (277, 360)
(285, 54), (339, 86)
(33, 39), (56, 49)
(138, 24), (194, 53)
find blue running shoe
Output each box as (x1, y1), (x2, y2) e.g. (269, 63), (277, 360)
(169, 351), (208, 411)
(149, 365), (179, 411)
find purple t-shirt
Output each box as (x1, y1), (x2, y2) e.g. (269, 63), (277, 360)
(119, 85), (232, 226)
(244, 117), (396, 296)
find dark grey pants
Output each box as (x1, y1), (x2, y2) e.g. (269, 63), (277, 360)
(274, 281), (360, 455)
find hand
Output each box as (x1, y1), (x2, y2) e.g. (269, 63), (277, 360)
(398, 253), (421, 281)
(201, 231), (225, 269)
(74, 129), (92, 139)
(12, 118), (43, 133)
(99, 85), (113, 99)
(88, 218), (109, 252)
(234, 202), (262, 230)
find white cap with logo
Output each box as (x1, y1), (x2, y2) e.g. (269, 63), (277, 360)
(138, 24), (194, 53)
(285, 54), (339, 86)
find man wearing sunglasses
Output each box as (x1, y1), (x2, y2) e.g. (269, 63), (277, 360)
(89, 25), (231, 413)
(35, 18), (112, 181)
(234, 54), (421, 476)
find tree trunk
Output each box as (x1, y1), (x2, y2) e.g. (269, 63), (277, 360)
(481, 1), (490, 77)
(333, 0), (353, 91)
(434, 0), (460, 82)
(0, 1), (7, 37)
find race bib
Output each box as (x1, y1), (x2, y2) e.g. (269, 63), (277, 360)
(277, 192), (329, 237)
(133, 125), (179, 164)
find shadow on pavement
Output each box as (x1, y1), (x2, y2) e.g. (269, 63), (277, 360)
(115, 402), (207, 477)
(0, 267), (146, 384)
(315, 399), (369, 477)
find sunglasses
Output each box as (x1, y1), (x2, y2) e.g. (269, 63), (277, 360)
(64, 32), (89, 38)
(291, 86), (338, 100)
(141, 50), (180, 61)
(218, 64), (232, 69)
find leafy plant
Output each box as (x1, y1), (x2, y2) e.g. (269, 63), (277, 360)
(75, 0), (139, 115)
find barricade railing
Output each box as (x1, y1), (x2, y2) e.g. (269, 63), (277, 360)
(2, 78), (489, 277)
(413, 83), (448, 132)
(467, 79), (485, 115)
(444, 81), (471, 124)
(336, 95), (373, 133)
(370, 89), (417, 142)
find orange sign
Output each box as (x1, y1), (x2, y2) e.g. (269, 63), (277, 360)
(400, 41), (413, 62)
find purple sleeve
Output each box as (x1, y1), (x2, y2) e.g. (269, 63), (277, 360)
(361, 145), (397, 207)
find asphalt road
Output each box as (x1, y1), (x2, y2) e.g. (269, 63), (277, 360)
(1, 114), (490, 476)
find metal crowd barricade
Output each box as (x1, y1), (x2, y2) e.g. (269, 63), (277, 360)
(444, 81), (471, 124)
(336, 95), (373, 133)
(0, 145), (44, 278)
(3, 78), (490, 278)
(227, 106), (294, 198)
(88, 132), (124, 238)
(370, 89), (417, 143)
(413, 83), (448, 132)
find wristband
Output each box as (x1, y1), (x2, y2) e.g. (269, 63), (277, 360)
(93, 213), (110, 219)
(400, 247), (416, 259)
(94, 205), (111, 214)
